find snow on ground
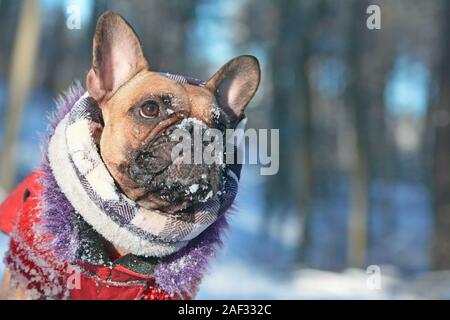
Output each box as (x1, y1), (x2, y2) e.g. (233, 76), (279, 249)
(198, 262), (406, 299)
(197, 257), (450, 299)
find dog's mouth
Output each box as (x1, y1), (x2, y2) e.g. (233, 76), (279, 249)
(126, 122), (224, 213)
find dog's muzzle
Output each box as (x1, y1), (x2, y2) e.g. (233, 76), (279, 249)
(128, 124), (224, 209)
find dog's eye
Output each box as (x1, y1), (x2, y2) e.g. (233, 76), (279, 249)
(139, 101), (160, 118)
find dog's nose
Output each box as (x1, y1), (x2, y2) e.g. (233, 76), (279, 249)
(158, 161), (223, 204)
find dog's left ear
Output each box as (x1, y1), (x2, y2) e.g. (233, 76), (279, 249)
(206, 55), (260, 128)
(86, 11), (149, 102)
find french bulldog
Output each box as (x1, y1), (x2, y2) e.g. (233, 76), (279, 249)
(0, 11), (260, 300)
(87, 12), (260, 214)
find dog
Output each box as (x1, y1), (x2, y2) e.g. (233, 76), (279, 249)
(0, 11), (260, 300)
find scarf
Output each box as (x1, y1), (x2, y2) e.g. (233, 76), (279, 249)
(47, 87), (239, 258)
(41, 78), (242, 295)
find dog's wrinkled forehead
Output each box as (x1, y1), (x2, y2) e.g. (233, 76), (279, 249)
(149, 71), (222, 128)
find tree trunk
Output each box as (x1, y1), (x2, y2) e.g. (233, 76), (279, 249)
(294, 0), (327, 263)
(345, 0), (370, 268)
(431, 0), (450, 270)
(0, 0), (41, 193)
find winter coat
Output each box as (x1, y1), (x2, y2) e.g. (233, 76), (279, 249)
(0, 171), (187, 300)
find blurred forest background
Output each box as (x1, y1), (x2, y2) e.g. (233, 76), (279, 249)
(2, 0), (450, 298)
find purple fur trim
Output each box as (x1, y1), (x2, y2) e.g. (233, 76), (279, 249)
(37, 82), (232, 295)
(155, 213), (229, 296)
(40, 83), (85, 261)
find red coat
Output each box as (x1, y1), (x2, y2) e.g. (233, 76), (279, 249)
(0, 171), (183, 300)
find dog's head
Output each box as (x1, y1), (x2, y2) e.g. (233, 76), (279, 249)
(86, 12), (260, 213)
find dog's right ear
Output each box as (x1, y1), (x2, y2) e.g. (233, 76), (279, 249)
(206, 55), (260, 128)
(86, 11), (149, 103)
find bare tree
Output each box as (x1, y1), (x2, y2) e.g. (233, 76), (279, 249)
(431, 0), (450, 270)
(0, 0), (41, 193)
(345, 0), (370, 268)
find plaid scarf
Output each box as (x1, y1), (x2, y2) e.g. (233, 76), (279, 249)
(47, 76), (240, 258)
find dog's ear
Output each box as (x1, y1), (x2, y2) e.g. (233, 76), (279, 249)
(86, 11), (149, 102)
(206, 55), (260, 128)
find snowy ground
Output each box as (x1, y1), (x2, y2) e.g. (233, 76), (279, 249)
(199, 264), (402, 299)
(198, 261), (450, 299)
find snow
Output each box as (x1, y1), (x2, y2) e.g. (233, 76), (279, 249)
(197, 259), (450, 299)
(176, 117), (208, 129)
(202, 190), (213, 202)
(211, 105), (221, 121)
(188, 184), (199, 194)
(198, 262), (403, 299)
